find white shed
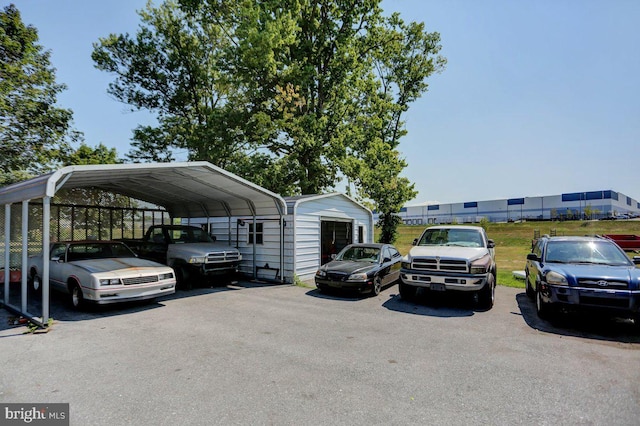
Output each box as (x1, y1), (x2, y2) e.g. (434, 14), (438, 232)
(193, 193), (374, 283)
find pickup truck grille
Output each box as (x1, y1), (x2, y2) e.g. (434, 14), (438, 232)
(122, 275), (159, 286)
(206, 251), (241, 263)
(412, 258), (468, 273)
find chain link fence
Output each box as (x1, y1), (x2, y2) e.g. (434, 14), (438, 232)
(1, 202), (171, 273)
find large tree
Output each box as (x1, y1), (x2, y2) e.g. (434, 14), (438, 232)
(0, 4), (81, 186)
(93, 0), (445, 242)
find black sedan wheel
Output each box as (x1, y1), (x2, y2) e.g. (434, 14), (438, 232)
(371, 276), (382, 297)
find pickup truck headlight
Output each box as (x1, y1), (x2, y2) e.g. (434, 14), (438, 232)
(100, 278), (121, 286)
(348, 272), (368, 281)
(401, 261), (411, 269)
(470, 255), (491, 274)
(316, 269), (327, 278)
(545, 271), (568, 286)
(188, 256), (206, 264)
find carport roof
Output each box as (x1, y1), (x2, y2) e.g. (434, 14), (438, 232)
(0, 162), (287, 218)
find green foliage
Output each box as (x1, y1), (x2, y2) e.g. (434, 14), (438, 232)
(0, 5), (81, 186)
(57, 143), (135, 209)
(293, 273), (313, 288)
(92, 0), (445, 232)
(65, 143), (120, 166)
(377, 212), (402, 244)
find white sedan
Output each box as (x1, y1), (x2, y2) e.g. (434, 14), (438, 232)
(29, 241), (176, 309)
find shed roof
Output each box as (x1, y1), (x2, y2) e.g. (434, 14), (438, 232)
(284, 193), (371, 215)
(0, 162), (286, 218)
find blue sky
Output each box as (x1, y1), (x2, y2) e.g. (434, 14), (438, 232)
(9, 0), (640, 205)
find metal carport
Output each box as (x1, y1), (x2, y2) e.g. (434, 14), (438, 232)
(0, 161), (287, 327)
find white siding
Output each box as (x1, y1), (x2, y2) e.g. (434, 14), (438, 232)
(186, 193), (373, 284)
(291, 194), (372, 282)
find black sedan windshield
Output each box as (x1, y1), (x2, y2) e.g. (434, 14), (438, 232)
(336, 246), (380, 263)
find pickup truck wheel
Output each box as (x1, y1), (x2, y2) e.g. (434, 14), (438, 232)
(70, 282), (84, 310)
(175, 265), (192, 291)
(399, 282), (417, 301)
(371, 276), (382, 296)
(29, 270), (42, 294)
(477, 273), (495, 310)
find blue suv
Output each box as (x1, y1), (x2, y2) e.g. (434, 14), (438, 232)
(525, 236), (640, 322)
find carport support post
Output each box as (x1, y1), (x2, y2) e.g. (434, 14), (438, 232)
(42, 197), (50, 324)
(21, 200), (29, 313)
(280, 215), (285, 283)
(252, 216), (257, 279)
(4, 204), (10, 305)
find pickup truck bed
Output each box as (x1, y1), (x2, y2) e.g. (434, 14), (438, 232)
(602, 234), (640, 251)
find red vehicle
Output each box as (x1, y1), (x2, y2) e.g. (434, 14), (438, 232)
(603, 235), (640, 251)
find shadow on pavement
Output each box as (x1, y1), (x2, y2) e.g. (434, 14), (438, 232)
(382, 290), (476, 318)
(0, 279), (287, 331)
(515, 292), (640, 343)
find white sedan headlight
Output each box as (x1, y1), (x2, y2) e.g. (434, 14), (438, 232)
(545, 271), (568, 286)
(100, 278), (121, 286)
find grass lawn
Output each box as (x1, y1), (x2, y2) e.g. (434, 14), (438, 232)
(385, 220), (640, 289)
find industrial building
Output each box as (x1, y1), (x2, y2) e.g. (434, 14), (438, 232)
(386, 190), (640, 225)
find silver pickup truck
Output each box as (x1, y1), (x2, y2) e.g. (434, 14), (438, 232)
(122, 225), (242, 289)
(399, 225), (496, 309)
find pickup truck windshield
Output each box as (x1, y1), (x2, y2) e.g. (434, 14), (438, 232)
(418, 229), (484, 248)
(166, 227), (214, 244)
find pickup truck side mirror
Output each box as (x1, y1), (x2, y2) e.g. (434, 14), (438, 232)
(412, 238), (418, 246)
(633, 256), (640, 266)
(51, 256), (64, 263)
(383, 257), (391, 263)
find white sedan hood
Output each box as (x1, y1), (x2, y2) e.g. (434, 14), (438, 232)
(69, 257), (170, 273)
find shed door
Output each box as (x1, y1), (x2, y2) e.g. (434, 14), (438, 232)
(320, 220), (352, 265)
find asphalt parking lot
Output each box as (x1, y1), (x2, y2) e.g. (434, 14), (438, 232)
(1, 282), (639, 425)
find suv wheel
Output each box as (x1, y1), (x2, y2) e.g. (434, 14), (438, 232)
(525, 272), (535, 300)
(536, 287), (553, 320)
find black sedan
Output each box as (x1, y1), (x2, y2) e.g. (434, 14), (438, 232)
(315, 243), (402, 296)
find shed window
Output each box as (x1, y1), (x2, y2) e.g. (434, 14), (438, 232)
(248, 223), (263, 244)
